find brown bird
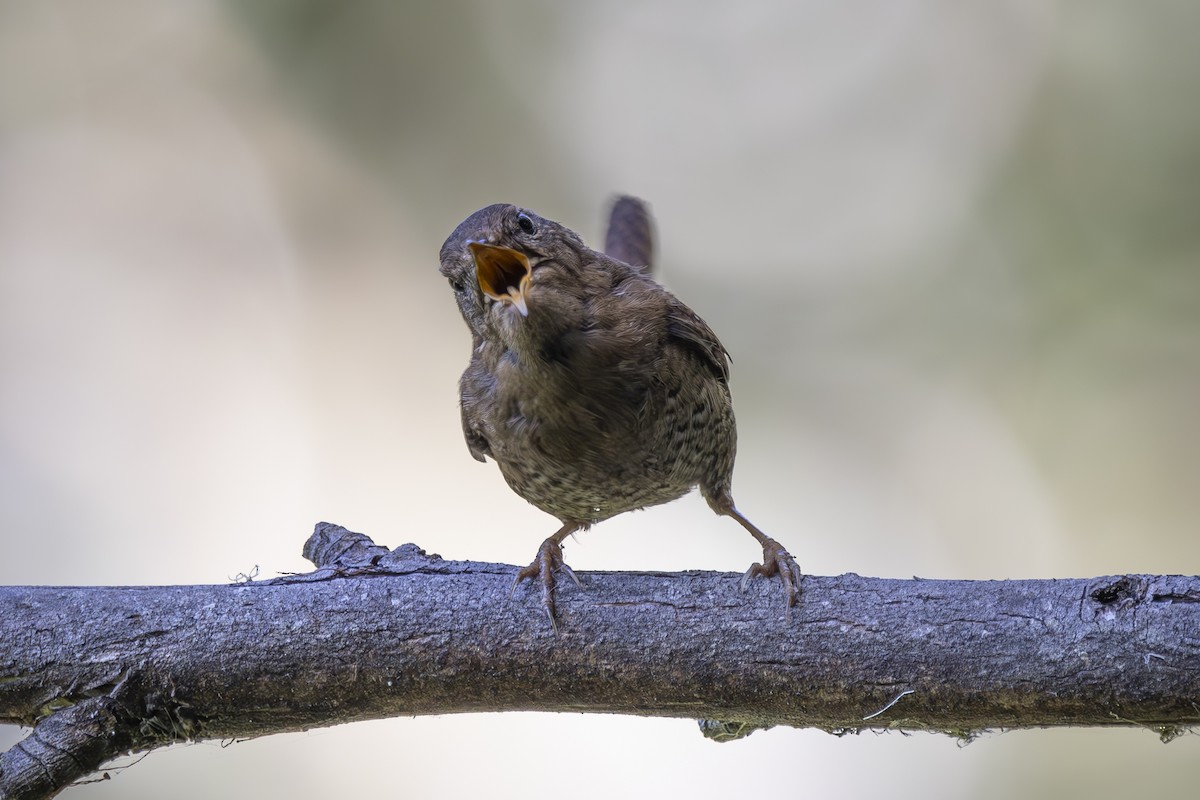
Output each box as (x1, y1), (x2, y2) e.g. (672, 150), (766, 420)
(438, 198), (801, 631)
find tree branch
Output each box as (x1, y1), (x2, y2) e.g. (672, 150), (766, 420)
(2, 522), (1199, 798)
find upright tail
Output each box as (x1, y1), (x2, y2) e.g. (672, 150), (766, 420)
(603, 195), (655, 274)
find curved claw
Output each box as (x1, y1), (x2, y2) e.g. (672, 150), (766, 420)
(558, 561), (583, 591)
(511, 536), (583, 634)
(740, 537), (802, 607)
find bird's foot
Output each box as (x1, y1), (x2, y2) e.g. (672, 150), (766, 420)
(511, 537), (583, 634)
(740, 537), (802, 607)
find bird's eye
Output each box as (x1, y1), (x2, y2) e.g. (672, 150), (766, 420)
(449, 277), (465, 293)
(516, 213), (536, 234)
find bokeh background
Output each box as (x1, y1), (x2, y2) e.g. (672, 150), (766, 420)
(2, 1), (1197, 797)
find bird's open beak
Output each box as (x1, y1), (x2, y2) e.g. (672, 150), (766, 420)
(469, 242), (531, 317)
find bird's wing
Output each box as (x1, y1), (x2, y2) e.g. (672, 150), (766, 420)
(458, 362), (493, 462)
(665, 300), (731, 383)
(460, 402), (491, 462)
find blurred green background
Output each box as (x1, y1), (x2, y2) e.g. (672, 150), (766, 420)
(1, 1), (1197, 797)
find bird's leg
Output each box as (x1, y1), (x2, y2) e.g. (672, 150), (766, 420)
(725, 506), (802, 607)
(511, 521), (586, 633)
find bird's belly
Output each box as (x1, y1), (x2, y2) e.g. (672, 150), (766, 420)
(492, 443), (693, 523)
(475, 359), (734, 523)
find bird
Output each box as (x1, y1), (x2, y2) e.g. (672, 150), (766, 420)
(438, 197), (801, 631)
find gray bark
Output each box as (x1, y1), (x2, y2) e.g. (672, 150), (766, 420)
(2, 522), (1198, 799)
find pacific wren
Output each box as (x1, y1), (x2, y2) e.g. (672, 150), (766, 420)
(439, 197), (801, 631)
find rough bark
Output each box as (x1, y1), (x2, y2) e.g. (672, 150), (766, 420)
(2, 522), (1198, 798)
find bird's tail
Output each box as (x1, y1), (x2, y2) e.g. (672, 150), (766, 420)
(603, 195), (655, 274)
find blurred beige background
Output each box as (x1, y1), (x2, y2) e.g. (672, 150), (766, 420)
(2, 0), (1197, 797)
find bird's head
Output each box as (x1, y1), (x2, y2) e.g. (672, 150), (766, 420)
(439, 204), (590, 341)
